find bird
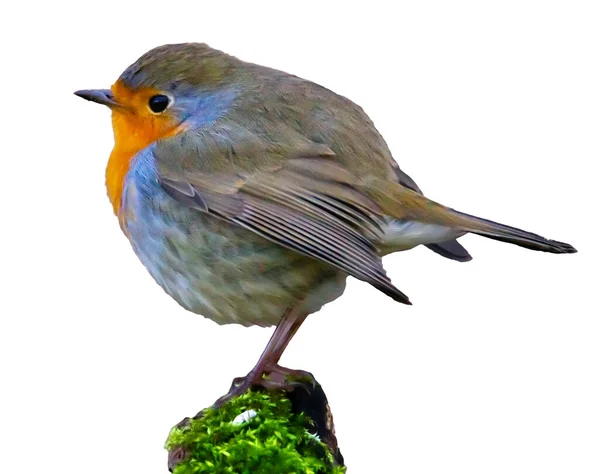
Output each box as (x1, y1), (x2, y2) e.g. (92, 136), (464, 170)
(75, 43), (576, 405)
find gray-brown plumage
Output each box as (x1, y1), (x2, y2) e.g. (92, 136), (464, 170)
(75, 43), (576, 405)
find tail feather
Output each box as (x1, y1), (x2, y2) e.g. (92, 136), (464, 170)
(426, 240), (473, 262)
(363, 178), (576, 255)
(456, 211), (577, 254)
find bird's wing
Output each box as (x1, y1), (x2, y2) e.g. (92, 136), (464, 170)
(154, 128), (411, 305)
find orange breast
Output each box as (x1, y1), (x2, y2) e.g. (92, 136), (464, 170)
(106, 81), (184, 214)
(105, 145), (138, 215)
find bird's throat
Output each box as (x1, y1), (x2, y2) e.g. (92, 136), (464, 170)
(105, 109), (185, 214)
(106, 146), (136, 214)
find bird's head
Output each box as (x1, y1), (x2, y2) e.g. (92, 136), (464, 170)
(75, 43), (239, 154)
(75, 43), (240, 213)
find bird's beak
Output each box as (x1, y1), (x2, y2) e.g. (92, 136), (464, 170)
(74, 89), (124, 109)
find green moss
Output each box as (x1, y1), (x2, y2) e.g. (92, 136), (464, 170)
(165, 390), (346, 473)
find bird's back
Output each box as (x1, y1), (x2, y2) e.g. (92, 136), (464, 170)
(226, 61), (402, 182)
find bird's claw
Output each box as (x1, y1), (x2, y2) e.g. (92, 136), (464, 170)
(213, 364), (316, 409)
(261, 365), (316, 394)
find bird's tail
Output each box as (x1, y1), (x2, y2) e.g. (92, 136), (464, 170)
(454, 210), (576, 254)
(362, 178), (577, 255)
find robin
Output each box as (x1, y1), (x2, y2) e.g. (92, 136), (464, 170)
(75, 43), (576, 405)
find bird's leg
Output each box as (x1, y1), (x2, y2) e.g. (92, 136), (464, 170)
(212, 307), (313, 408)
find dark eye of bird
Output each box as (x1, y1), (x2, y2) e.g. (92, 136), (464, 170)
(148, 94), (170, 113)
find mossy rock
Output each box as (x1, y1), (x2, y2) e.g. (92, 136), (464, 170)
(166, 382), (345, 473)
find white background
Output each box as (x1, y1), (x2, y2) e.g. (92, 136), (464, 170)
(2, 1), (599, 473)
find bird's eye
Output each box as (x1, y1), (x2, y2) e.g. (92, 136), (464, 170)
(148, 94), (170, 113)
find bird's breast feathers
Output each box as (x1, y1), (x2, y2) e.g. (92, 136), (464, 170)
(118, 146), (348, 326)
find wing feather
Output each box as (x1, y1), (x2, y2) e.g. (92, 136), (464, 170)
(160, 155), (411, 304)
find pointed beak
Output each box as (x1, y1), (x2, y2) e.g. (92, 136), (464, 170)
(74, 89), (123, 109)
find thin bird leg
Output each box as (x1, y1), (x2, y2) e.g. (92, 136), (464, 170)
(255, 307), (306, 365)
(213, 307), (314, 408)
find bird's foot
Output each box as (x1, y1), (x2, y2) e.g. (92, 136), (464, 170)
(212, 363), (316, 409)
(257, 364), (316, 392)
